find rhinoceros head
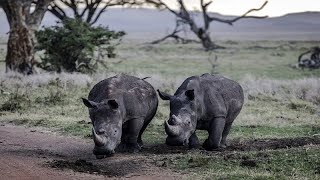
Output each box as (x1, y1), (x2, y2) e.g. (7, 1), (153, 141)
(158, 89), (198, 146)
(82, 98), (122, 159)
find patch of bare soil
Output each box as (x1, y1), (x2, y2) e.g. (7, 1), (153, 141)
(47, 158), (144, 177)
(0, 124), (183, 180)
(228, 136), (320, 151)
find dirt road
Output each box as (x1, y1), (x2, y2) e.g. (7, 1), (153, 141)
(0, 124), (183, 180)
(1, 123), (320, 180)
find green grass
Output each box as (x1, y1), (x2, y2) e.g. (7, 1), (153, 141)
(0, 40), (320, 179)
(108, 40), (320, 80)
(159, 146), (320, 179)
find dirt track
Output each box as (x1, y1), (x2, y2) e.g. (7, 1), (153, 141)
(1, 124), (320, 180)
(0, 124), (183, 180)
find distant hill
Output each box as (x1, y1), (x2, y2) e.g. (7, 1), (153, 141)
(0, 8), (320, 40)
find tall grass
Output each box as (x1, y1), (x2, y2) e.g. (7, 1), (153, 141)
(1, 72), (319, 106)
(241, 75), (320, 105)
(0, 71), (93, 89)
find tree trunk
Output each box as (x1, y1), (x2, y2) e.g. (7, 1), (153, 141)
(195, 28), (223, 50)
(6, 22), (35, 74)
(1, 0), (51, 74)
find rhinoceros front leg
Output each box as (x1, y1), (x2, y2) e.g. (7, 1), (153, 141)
(188, 132), (200, 149)
(117, 118), (143, 153)
(203, 117), (226, 150)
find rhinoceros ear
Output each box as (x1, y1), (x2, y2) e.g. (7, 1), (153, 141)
(157, 89), (172, 101)
(185, 89), (195, 101)
(108, 99), (119, 110)
(82, 98), (98, 108)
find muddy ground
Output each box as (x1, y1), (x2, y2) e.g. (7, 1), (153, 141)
(0, 124), (183, 180)
(1, 124), (319, 180)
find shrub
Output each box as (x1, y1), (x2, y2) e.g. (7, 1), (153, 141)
(35, 18), (125, 73)
(0, 88), (30, 112)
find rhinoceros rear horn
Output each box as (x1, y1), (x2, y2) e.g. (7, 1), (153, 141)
(165, 119), (182, 136)
(157, 89), (172, 100)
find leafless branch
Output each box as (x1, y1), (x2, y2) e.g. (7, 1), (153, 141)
(144, 0), (180, 16)
(48, 2), (67, 20)
(208, 1), (268, 25)
(49, 0), (140, 24)
(150, 19), (199, 44)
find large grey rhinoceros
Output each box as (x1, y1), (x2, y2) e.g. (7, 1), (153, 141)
(158, 73), (244, 150)
(82, 74), (158, 158)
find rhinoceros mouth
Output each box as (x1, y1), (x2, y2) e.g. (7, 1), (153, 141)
(165, 136), (189, 147)
(95, 153), (114, 159)
(93, 146), (115, 159)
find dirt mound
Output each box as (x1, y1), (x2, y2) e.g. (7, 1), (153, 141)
(48, 159), (142, 177)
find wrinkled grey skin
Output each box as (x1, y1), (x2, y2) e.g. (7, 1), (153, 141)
(158, 73), (244, 150)
(83, 74), (158, 159)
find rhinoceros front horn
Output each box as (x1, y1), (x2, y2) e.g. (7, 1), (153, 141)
(165, 119), (182, 137)
(92, 128), (106, 147)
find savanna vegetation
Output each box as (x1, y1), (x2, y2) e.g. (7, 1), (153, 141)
(0, 39), (319, 179)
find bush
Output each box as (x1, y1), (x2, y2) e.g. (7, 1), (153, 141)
(35, 18), (125, 73)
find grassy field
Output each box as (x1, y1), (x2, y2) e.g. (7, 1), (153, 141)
(0, 40), (320, 179)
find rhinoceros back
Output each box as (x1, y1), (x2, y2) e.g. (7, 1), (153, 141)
(88, 74), (158, 121)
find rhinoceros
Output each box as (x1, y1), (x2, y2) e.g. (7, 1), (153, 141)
(82, 74), (158, 158)
(158, 73), (244, 150)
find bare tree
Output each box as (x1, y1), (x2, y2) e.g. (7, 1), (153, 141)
(150, 19), (198, 44)
(0, 0), (52, 74)
(144, 0), (268, 50)
(49, 0), (136, 25)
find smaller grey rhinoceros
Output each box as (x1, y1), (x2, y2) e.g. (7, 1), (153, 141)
(158, 73), (244, 150)
(82, 74), (158, 159)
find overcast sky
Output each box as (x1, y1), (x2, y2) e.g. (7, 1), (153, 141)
(161, 0), (320, 17)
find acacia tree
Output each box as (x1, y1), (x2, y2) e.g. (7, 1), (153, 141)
(0, 0), (52, 74)
(145, 0), (268, 50)
(49, 0), (136, 24)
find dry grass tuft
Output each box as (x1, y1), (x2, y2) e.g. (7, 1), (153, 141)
(241, 75), (320, 105)
(0, 71), (92, 89)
